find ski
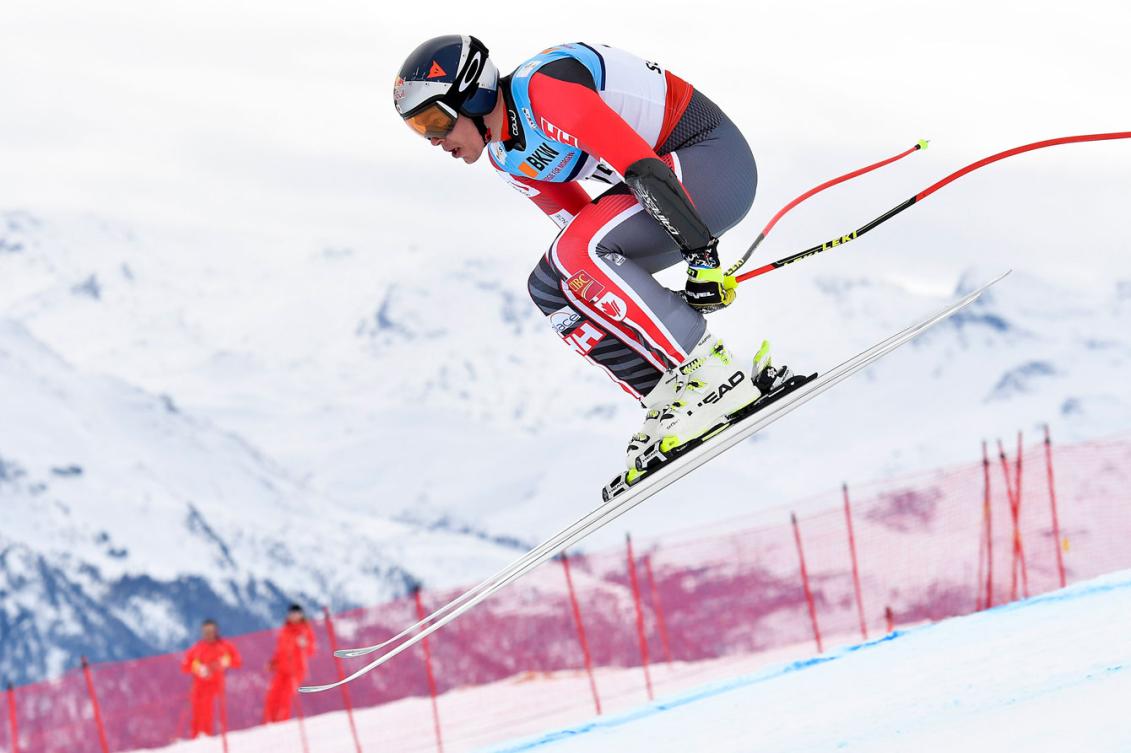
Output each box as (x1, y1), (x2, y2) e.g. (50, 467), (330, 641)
(300, 271), (1009, 693)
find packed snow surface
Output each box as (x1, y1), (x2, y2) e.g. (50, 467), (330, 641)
(486, 570), (1131, 753)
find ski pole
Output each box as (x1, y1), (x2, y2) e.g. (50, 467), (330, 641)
(726, 140), (928, 277)
(732, 131), (1131, 284)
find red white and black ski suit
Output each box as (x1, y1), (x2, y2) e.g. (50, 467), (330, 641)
(491, 44), (758, 399)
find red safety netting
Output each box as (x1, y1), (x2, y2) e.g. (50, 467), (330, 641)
(4, 430), (1131, 753)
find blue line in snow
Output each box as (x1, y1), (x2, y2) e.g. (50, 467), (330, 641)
(481, 573), (1131, 753)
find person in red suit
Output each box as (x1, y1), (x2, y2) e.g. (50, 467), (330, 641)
(263, 603), (317, 723)
(181, 619), (242, 738)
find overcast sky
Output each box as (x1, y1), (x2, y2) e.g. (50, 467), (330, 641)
(2, 0), (1128, 291)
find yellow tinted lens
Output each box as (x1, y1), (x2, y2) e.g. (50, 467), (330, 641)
(405, 105), (456, 139)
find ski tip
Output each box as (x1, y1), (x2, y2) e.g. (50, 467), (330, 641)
(298, 682), (338, 694)
(917, 138), (930, 150)
(986, 269), (1013, 287)
(967, 270), (1012, 299)
(335, 647), (377, 659)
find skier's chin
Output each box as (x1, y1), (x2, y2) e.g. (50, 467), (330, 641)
(460, 146), (483, 164)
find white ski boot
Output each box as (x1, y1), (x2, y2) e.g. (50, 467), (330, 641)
(624, 366), (682, 473)
(631, 335), (785, 473)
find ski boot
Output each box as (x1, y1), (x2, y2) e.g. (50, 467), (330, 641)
(603, 336), (803, 502)
(634, 335), (785, 471)
(622, 366), (682, 485)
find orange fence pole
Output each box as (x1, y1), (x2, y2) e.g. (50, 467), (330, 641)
(6, 683), (18, 753)
(842, 483), (868, 640)
(791, 513), (824, 653)
(981, 440), (994, 609)
(1015, 431), (1029, 597)
(976, 489), (987, 613)
(998, 438), (1029, 601)
(294, 690), (310, 753)
(413, 589), (445, 753)
(323, 608), (365, 753)
(80, 658), (110, 753)
(624, 534), (654, 701)
(560, 554), (602, 715)
(642, 554), (674, 665)
(884, 606), (895, 635)
(1044, 425), (1067, 588)
(219, 675), (229, 753)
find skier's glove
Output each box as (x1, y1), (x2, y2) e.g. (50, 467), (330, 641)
(685, 265), (737, 313)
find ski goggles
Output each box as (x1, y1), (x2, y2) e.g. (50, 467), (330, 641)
(402, 102), (458, 139)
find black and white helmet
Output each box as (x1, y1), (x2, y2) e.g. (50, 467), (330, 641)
(393, 35), (499, 140)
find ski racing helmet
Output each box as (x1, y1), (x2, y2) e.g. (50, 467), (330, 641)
(393, 35), (499, 141)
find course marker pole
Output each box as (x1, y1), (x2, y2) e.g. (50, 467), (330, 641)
(643, 554), (674, 665)
(624, 534), (654, 701)
(1015, 432), (1029, 598)
(980, 441), (995, 609)
(6, 682), (19, 753)
(842, 483), (868, 640)
(791, 513), (824, 653)
(560, 554), (602, 715)
(998, 439), (1028, 601)
(322, 608), (364, 753)
(413, 590), (445, 753)
(1044, 425), (1067, 588)
(80, 658), (110, 753)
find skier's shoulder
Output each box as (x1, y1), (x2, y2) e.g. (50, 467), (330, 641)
(507, 43), (603, 86)
(491, 43), (619, 184)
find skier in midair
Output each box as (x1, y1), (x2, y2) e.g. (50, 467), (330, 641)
(393, 36), (792, 486)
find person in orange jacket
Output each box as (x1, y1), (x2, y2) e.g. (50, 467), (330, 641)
(181, 619), (242, 738)
(263, 603), (317, 723)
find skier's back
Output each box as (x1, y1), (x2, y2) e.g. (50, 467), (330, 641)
(393, 36), (792, 484)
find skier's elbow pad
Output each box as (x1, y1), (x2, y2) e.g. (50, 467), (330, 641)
(624, 157), (715, 262)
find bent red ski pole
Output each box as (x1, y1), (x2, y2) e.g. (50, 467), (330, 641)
(727, 140), (928, 277)
(733, 131), (1131, 284)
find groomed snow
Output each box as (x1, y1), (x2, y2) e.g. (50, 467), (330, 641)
(487, 570), (1131, 753)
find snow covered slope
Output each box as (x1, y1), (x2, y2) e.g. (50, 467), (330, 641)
(487, 570), (1131, 753)
(0, 313), (526, 667)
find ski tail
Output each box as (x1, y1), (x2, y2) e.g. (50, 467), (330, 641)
(304, 271), (1010, 694)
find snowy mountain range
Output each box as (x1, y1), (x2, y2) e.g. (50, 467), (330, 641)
(3, 207), (1130, 684)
